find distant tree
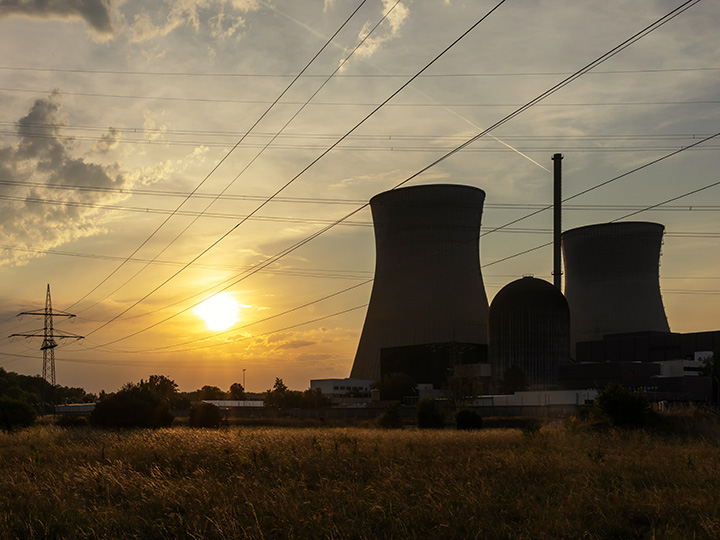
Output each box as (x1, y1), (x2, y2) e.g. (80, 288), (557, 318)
(455, 409), (483, 430)
(198, 385), (224, 401)
(443, 372), (483, 409)
(228, 382), (246, 400)
(142, 375), (179, 405)
(377, 402), (402, 429)
(189, 402), (223, 428)
(90, 383), (174, 429)
(593, 383), (651, 427)
(263, 378), (303, 408)
(700, 353), (720, 403)
(301, 388), (328, 408)
(498, 366), (529, 394)
(416, 398), (445, 429)
(373, 373), (416, 401)
(0, 396), (36, 431)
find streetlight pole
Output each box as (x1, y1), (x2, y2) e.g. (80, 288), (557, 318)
(243, 368), (246, 391)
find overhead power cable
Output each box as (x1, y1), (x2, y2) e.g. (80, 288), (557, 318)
(63, 0), (370, 313)
(80, 0), (510, 339)
(74, 0), (405, 319)
(80, 0), (706, 351)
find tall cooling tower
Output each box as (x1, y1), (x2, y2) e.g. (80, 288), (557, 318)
(350, 184), (489, 382)
(562, 221), (670, 352)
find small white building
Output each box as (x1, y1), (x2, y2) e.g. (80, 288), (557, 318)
(310, 378), (374, 406)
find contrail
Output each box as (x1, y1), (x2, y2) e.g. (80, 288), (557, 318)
(257, 0), (550, 172)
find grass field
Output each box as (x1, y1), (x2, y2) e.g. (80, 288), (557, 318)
(1, 422), (719, 539)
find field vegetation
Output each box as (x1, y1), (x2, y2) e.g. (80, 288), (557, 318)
(2, 416), (720, 539)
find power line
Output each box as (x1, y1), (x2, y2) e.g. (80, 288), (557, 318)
(2, 85), (718, 107)
(80, 0), (511, 339)
(63, 0), (371, 313)
(1, 65), (717, 77)
(79, 0), (707, 351)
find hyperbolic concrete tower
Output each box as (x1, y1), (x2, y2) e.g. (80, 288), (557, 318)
(350, 184), (489, 381)
(562, 222), (670, 352)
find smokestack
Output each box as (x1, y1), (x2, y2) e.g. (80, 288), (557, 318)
(562, 221), (670, 353)
(552, 153), (563, 290)
(350, 184), (489, 382)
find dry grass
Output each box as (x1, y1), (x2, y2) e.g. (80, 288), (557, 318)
(1, 424), (719, 539)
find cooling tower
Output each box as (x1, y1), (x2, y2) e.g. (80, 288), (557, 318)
(562, 222), (670, 353)
(489, 276), (570, 392)
(350, 184), (489, 382)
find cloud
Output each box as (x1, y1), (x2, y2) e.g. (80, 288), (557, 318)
(0, 93), (145, 265)
(128, 0), (257, 43)
(353, 0), (410, 59)
(91, 127), (121, 155)
(277, 340), (316, 350)
(0, 0), (115, 38)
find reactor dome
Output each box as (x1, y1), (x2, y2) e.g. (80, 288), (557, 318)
(489, 276), (570, 392)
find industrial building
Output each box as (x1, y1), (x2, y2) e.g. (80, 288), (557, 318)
(488, 276), (570, 392)
(347, 180), (715, 406)
(350, 184), (489, 382)
(562, 222), (670, 353)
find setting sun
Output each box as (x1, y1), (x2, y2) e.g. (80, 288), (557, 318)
(195, 293), (240, 331)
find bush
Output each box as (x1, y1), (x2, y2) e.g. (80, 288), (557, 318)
(455, 409), (483, 430)
(377, 402), (402, 429)
(189, 402), (223, 428)
(0, 396), (36, 431)
(90, 385), (174, 429)
(416, 398), (445, 429)
(593, 383), (651, 427)
(55, 414), (88, 428)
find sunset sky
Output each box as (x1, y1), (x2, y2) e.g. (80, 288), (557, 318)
(1, 0), (718, 394)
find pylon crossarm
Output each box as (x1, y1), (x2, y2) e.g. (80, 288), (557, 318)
(17, 310), (75, 318)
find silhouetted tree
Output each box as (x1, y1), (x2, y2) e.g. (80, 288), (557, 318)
(593, 383), (650, 427)
(455, 409), (483, 430)
(142, 375), (179, 405)
(0, 396), (36, 431)
(416, 398), (445, 429)
(301, 387), (328, 408)
(443, 372), (483, 409)
(198, 385), (224, 401)
(228, 382), (246, 400)
(377, 402), (402, 429)
(90, 382), (174, 428)
(189, 402), (223, 428)
(263, 378), (303, 408)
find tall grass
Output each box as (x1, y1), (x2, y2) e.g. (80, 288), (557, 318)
(1, 425), (719, 539)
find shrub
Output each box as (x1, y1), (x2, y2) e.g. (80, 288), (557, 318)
(377, 402), (402, 429)
(416, 398), (445, 429)
(90, 385), (174, 429)
(455, 409), (483, 430)
(0, 396), (36, 431)
(189, 402), (223, 428)
(55, 414), (88, 428)
(593, 383), (651, 427)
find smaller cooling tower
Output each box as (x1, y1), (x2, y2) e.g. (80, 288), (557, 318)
(489, 276), (570, 392)
(350, 184), (489, 382)
(562, 222), (670, 353)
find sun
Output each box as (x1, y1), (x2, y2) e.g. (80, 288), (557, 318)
(195, 293), (240, 331)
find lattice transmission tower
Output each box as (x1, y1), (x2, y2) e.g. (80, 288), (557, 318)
(10, 284), (83, 387)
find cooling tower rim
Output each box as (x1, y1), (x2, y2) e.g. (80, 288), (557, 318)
(562, 221), (664, 239)
(370, 183), (485, 205)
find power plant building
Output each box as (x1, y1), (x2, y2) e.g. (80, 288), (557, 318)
(350, 184), (489, 383)
(562, 222), (670, 353)
(489, 276), (570, 392)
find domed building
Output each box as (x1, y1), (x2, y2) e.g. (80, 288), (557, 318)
(489, 276), (570, 392)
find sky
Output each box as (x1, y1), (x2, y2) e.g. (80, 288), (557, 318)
(0, 0), (718, 394)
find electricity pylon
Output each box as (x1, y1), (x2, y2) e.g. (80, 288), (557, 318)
(10, 284), (83, 388)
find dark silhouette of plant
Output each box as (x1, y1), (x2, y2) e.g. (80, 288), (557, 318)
(228, 382), (246, 400)
(455, 409), (483, 430)
(377, 402), (402, 429)
(189, 402), (223, 428)
(593, 383), (651, 427)
(416, 398), (445, 429)
(90, 383), (174, 428)
(373, 372), (416, 401)
(0, 396), (36, 431)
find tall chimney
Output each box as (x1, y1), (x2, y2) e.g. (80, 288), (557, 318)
(552, 153), (563, 290)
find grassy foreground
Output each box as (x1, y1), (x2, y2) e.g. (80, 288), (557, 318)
(1, 424), (719, 539)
